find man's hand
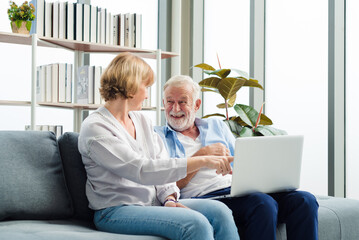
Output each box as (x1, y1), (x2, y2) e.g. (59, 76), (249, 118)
(194, 143), (230, 157)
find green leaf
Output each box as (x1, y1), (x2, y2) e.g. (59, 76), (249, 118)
(25, 21), (32, 31)
(15, 19), (22, 28)
(201, 88), (219, 93)
(254, 126), (288, 136)
(199, 77), (221, 89)
(231, 68), (249, 79)
(259, 113), (273, 125)
(233, 104), (259, 127)
(217, 94), (236, 108)
(229, 116), (248, 127)
(217, 77), (246, 100)
(194, 63), (215, 71)
(224, 119), (243, 137)
(202, 113), (226, 119)
(204, 69), (231, 79)
(239, 127), (255, 137)
(242, 78), (264, 90)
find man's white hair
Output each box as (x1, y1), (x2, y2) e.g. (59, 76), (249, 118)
(163, 75), (201, 101)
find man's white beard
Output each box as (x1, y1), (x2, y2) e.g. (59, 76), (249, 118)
(167, 108), (196, 132)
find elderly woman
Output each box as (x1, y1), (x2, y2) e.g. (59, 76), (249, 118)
(78, 52), (239, 240)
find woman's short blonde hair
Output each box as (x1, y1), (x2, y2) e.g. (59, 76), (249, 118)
(100, 52), (154, 101)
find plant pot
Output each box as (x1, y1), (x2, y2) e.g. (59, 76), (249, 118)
(10, 20), (32, 34)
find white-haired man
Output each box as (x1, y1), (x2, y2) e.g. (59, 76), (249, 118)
(154, 75), (319, 240)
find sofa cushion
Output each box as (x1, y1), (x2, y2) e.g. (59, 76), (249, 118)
(0, 219), (166, 240)
(58, 132), (94, 221)
(0, 131), (73, 220)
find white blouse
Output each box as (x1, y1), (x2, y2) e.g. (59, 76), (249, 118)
(78, 107), (187, 210)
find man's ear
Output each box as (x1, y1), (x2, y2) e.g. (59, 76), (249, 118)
(194, 99), (201, 112)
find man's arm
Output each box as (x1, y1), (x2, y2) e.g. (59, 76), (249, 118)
(177, 171), (198, 189)
(176, 143), (231, 189)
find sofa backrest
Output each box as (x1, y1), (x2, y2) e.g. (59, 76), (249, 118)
(0, 131), (73, 221)
(58, 132), (94, 221)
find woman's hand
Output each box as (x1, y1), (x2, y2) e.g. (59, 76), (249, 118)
(204, 155), (233, 175)
(187, 155), (233, 175)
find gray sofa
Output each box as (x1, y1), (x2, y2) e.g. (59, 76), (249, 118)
(0, 131), (359, 240)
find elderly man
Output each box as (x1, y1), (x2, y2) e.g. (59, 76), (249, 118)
(154, 75), (319, 240)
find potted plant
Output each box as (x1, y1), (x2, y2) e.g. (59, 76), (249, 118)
(195, 59), (286, 137)
(7, 1), (35, 34)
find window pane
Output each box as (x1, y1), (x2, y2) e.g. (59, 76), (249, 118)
(266, 0), (328, 195)
(203, 0), (250, 117)
(346, 0), (359, 199)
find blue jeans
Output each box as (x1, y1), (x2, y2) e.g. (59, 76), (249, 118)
(197, 189), (319, 240)
(94, 199), (239, 240)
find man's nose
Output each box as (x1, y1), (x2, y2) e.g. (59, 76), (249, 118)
(172, 102), (180, 112)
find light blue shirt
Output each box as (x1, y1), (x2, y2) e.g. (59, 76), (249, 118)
(154, 117), (236, 159)
(155, 117), (236, 198)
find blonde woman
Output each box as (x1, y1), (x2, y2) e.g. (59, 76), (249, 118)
(78, 52), (239, 240)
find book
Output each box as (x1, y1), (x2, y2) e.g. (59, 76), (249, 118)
(94, 66), (102, 104)
(58, 63), (66, 103)
(66, 3), (74, 40)
(36, 66), (41, 102)
(74, 3), (83, 41)
(36, 65), (46, 102)
(106, 12), (112, 45)
(45, 64), (52, 102)
(131, 13), (135, 47)
(30, 0), (45, 37)
(96, 8), (101, 43)
(124, 13), (130, 47)
(134, 13), (142, 48)
(77, 65), (94, 104)
(58, 1), (67, 39)
(25, 125), (63, 138)
(119, 14), (125, 46)
(99, 8), (106, 44)
(142, 87), (151, 108)
(52, 63), (59, 103)
(113, 15), (118, 45)
(83, 4), (90, 42)
(65, 63), (72, 103)
(90, 5), (97, 43)
(44, 1), (53, 37)
(52, 1), (59, 38)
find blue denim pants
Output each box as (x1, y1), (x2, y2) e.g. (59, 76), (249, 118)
(94, 199), (239, 240)
(197, 188), (319, 240)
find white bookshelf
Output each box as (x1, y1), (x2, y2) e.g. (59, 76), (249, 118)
(0, 31), (178, 132)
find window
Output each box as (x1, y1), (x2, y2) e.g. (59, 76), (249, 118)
(346, 0), (359, 199)
(265, 0), (328, 195)
(203, 0), (250, 117)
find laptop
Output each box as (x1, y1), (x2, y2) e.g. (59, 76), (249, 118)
(210, 135), (304, 199)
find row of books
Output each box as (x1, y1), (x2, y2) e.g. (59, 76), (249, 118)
(36, 63), (73, 103)
(25, 125), (63, 138)
(76, 65), (151, 107)
(30, 0), (142, 48)
(37, 63), (152, 107)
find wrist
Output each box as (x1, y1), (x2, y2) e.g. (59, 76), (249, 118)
(163, 198), (178, 206)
